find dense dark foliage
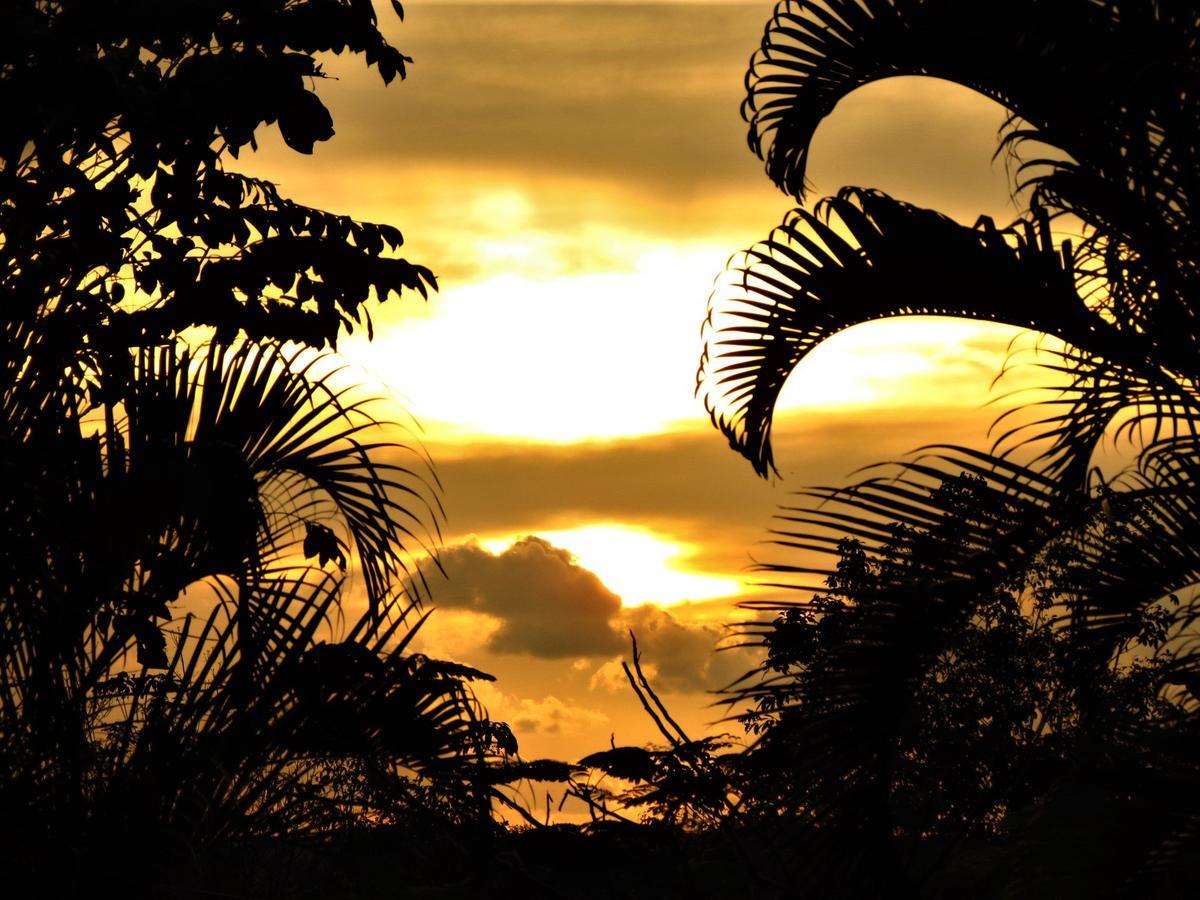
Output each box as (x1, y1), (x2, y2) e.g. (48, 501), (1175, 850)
(691, 0), (1200, 894)
(735, 478), (1194, 890)
(0, 3), (520, 893)
(7, 0), (1200, 897)
(2, 0), (432, 351)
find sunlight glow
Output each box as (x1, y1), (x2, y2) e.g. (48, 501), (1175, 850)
(345, 247), (735, 443)
(346, 249), (1022, 445)
(773, 317), (1015, 409)
(480, 524), (740, 608)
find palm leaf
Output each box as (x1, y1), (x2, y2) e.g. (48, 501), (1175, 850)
(745, 0), (1200, 368)
(748, 445), (1200, 646)
(117, 341), (443, 616)
(732, 447), (1200, 888)
(744, 0), (1190, 207)
(717, 1), (1200, 889)
(698, 188), (1106, 476)
(988, 342), (1200, 483)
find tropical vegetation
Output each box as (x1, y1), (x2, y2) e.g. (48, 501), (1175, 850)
(692, 0), (1200, 894)
(6, 0), (1200, 897)
(0, 3), (523, 892)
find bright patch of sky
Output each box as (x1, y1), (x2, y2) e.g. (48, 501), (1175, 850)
(223, 2), (1080, 766)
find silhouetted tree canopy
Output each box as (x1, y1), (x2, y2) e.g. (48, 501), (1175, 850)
(6, 0), (1200, 896)
(2, 0), (434, 356)
(691, 0), (1200, 894)
(743, 476), (1180, 840)
(0, 5), (528, 891)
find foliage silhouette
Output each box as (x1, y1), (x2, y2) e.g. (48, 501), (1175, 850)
(3, 0), (433, 356)
(701, 0), (1199, 486)
(574, 635), (738, 831)
(696, 0), (1200, 894)
(0, 3), (525, 891)
(737, 474), (1195, 890)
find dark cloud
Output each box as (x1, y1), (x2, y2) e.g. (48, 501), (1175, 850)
(299, 4), (772, 194)
(434, 536), (625, 658)
(245, 5), (1018, 222)
(404, 409), (1003, 652)
(428, 535), (758, 692)
(416, 407), (993, 573)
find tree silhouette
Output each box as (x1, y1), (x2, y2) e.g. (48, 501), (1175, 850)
(3, 0), (433, 354)
(697, 1), (1200, 893)
(0, 3), (517, 888)
(737, 475), (1190, 890)
(700, 0), (1198, 485)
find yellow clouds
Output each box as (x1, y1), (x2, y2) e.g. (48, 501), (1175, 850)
(343, 244), (735, 443)
(348, 263), (1048, 444)
(333, 184), (1049, 445)
(772, 317), (1058, 412)
(220, 2), (1057, 449)
(473, 683), (608, 740)
(404, 607), (504, 663)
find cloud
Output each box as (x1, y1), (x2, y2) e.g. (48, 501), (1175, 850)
(409, 407), (995, 573)
(433, 536), (626, 658)
(246, 5), (1017, 222)
(585, 605), (755, 695)
(510, 696), (609, 737)
(473, 682), (608, 740)
(285, 4), (771, 192)
(588, 659), (632, 694)
(406, 607), (503, 664)
(428, 536), (757, 692)
(620, 604), (753, 693)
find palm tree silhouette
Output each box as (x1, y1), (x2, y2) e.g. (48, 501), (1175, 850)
(0, 5), (518, 884)
(0, 338), (510, 880)
(698, 0), (1200, 891)
(701, 0), (1197, 483)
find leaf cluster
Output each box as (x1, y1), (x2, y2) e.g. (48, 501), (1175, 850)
(0, 4), (531, 886)
(2, 0), (433, 358)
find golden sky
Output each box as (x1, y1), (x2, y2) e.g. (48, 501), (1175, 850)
(235, 1), (1063, 765)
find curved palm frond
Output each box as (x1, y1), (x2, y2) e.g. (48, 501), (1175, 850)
(116, 341), (444, 614)
(745, 0), (1200, 365)
(745, 1), (1191, 208)
(88, 573), (499, 843)
(698, 188), (1117, 476)
(0, 335), (507, 851)
(988, 341), (1200, 482)
(714, 1), (1200, 889)
(744, 0), (1100, 199)
(751, 446), (1200, 638)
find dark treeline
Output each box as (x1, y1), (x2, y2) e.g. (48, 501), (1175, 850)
(3, 1), (1199, 898)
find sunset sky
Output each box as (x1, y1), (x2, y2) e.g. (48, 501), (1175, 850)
(236, 1), (1058, 763)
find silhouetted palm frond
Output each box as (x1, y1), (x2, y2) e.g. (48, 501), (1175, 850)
(729, 450), (1200, 890)
(986, 341), (1200, 483)
(118, 342), (444, 614)
(0, 337), (500, 861)
(699, 0), (1200, 891)
(711, 0), (1200, 481)
(698, 188), (1119, 477)
(745, 1), (1197, 255)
